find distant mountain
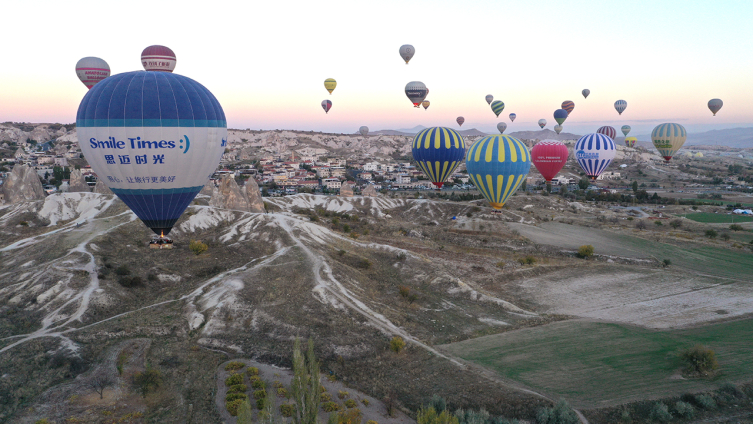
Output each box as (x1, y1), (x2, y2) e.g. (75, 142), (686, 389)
(631, 127), (753, 149)
(373, 126), (487, 137)
(509, 129), (581, 141)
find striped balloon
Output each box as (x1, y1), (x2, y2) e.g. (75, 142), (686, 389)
(422, 100), (430, 110)
(575, 133), (616, 180)
(509, 113), (516, 122)
(75, 57), (110, 89)
(324, 78), (337, 94)
(621, 125), (631, 136)
(141, 45), (176, 73)
(614, 100), (627, 115)
(456, 116), (465, 127)
(651, 123), (687, 162)
(596, 126), (616, 140)
(465, 135), (531, 210)
(412, 127), (466, 188)
(491, 100), (505, 117)
(538, 119), (547, 129)
(321, 100), (332, 114)
(625, 137), (637, 148)
(561, 100), (575, 115)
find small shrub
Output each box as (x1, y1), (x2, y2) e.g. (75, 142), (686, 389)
(226, 392), (248, 402)
(636, 220), (647, 230)
(357, 259), (371, 269)
(345, 399), (357, 408)
(35, 420), (50, 424)
(272, 380), (283, 388)
(705, 229), (718, 239)
(118, 275), (143, 287)
(228, 384), (247, 393)
(366, 421), (377, 424)
(277, 387), (288, 398)
(226, 399), (244, 416)
(536, 400), (579, 424)
(253, 389), (267, 399)
(257, 397), (265, 410)
(338, 407), (363, 424)
(189, 240), (208, 255)
(674, 401), (694, 418)
(147, 273), (158, 282)
(721, 233), (730, 241)
(322, 401), (341, 412)
(654, 220), (663, 226)
(407, 294), (418, 304)
(466, 212), (473, 217)
(681, 345), (718, 376)
(338, 249), (346, 256)
(225, 361), (245, 371)
(343, 224), (351, 233)
(114, 265), (131, 276)
(280, 403), (295, 417)
(362, 399), (370, 406)
(225, 373), (244, 386)
(350, 232), (359, 239)
(396, 252), (406, 261)
(576, 245), (594, 258)
(649, 402), (672, 423)
(251, 379), (266, 389)
(729, 224), (744, 231)
(662, 259), (671, 267)
(132, 368), (162, 397)
(322, 392), (332, 402)
(695, 394), (716, 410)
(390, 336), (406, 353)
(338, 390), (350, 400)
(518, 255), (536, 265)
(627, 216), (634, 221)
(327, 375), (337, 382)
(496, 261), (505, 269)
(670, 219), (682, 229)
(332, 217), (340, 225)
(399, 286), (410, 298)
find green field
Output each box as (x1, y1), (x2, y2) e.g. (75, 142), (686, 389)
(441, 319), (753, 408)
(683, 212), (753, 224)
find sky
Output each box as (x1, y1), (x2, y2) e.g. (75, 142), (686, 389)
(2, 0), (753, 137)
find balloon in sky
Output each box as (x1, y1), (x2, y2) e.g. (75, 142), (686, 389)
(75, 57), (110, 89)
(651, 123), (687, 162)
(491, 100), (505, 117)
(582, 89), (590, 99)
(321, 100), (332, 114)
(531, 139), (569, 182)
(614, 100), (627, 115)
(708, 98), (723, 116)
(554, 124), (563, 134)
(561, 100), (575, 115)
(509, 113), (516, 122)
(553, 109), (568, 125)
(324, 78), (337, 94)
(405, 81), (428, 108)
(624, 137), (637, 148)
(422, 100), (430, 110)
(465, 135), (531, 210)
(399, 44), (415, 64)
(485, 94), (493, 104)
(575, 133), (616, 180)
(141, 45), (176, 72)
(497, 122), (507, 134)
(596, 126), (616, 140)
(76, 71), (226, 236)
(538, 119), (547, 129)
(359, 126), (369, 137)
(456, 116), (465, 127)
(411, 127), (466, 189)
(621, 125), (631, 136)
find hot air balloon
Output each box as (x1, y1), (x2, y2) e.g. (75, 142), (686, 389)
(554, 109), (568, 125)
(582, 89), (590, 99)
(359, 126), (369, 137)
(141, 45), (176, 72)
(322, 100), (332, 114)
(596, 126), (616, 140)
(614, 100), (627, 115)
(76, 71), (226, 237)
(575, 133), (616, 180)
(624, 137), (637, 148)
(651, 123), (687, 162)
(531, 139), (568, 182)
(422, 100), (430, 110)
(497, 122), (507, 134)
(554, 125), (563, 134)
(75, 57), (110, 89)
(708, 99), (723, 116)
(324, 78), (337, 94)
(538, 119), (547, 129)
(509, 113), (516, 122)
(405, 81), (428, 108)
(399, 44), (415, 64)
(561, 101), (575, 115)
(412, 127), (466, 189)
(465, 135), (531, 209)
(456, 117), (465, 127)
(491, 100), (505, 117)
(621, 125), (631, 136)
(485, 94), (494, 104)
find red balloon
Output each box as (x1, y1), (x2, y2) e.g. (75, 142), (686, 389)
(531, 139), (569, 182)
(597, 126), (616, 139)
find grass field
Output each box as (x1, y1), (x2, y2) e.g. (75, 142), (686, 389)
(441, 319), (753, 408)
(683, 212), (753, 224)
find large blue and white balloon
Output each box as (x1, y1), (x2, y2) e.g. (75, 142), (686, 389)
(411, 127), (465, 189)
(76, 71), (227, 236)
(574, 133), (616, 180)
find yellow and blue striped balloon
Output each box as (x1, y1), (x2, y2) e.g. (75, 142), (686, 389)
(465, 135), (531, 210)
(412, 127), (466, 188)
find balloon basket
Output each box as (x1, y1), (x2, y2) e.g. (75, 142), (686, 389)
(149, 235), (174, 250)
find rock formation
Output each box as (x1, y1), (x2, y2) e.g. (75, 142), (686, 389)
(93, 180), (114, 195)
(210, 175), (252, 211)
(362, 184), (378, 197)
(199, 181), (215, 196)
(243, 178), (265, 213)
(67, 169), (91, 193)
(340, 181), (355, 197)
(1, 164), (46, 203)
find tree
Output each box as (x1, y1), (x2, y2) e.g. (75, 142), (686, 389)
(578, 178), (590, 190)
(669, 219), (682, 229)
(133, 368), (162, 397)
(705, 229), (718, 239)
(291, 338), (320, 424)
(390, 336), (406, 353)
(632, 180), (638, 193)
(681, 345), (718, 376)
(237, 399), (254, 424)
(730, 224), (744, 231)
(635, 220), (647, 230)
(418, 407), (459, 424)
(86, 371), (116, 399)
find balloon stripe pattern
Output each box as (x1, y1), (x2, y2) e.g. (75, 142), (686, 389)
(76, 71), (226, 235)
(491, 100), (505, 117)
(614, 100), (627, 115)
(75, 57), (110, 89)
(411, 127), (465, 189)
(465, 135), (531, 209)
(596, 126), (616, 140)
(561, 101), (575, 115)
(509, 113), (516, 122)
(651, 123), (687, 161)
(141, 45), (176, 72)
(575, 133), (616, 180)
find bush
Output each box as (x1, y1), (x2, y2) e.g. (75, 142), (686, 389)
(576, 245), (594, 258)
(321, 392), (332, 402)
(367, 421), (377, 424)
(338, 407), (363, 424)
(390, 336), (406, 353)
(674, 401), (694, 418)
(280, 403), (295, 417)
(225, 361), (245, 371)
(189, 240), (208, 255)
(114, 265), (131, 276)
(338, 390), (349, 399)
(654, 220), (663, 226)
(662, 259), (671, 267)
(399, 286), (410, 298)
(649, 402), (672, 423)
(670, 219), (682, 229)
(277, 387), (288, 397)
(635, 220), (647, 230)
(132, 368), (162, 397)
(343, 224), (351, 232)
(695, 394), (717, 410)
(362, 399), (370, 406)
(226, 392), (248, 402)
(518, 255), (536, 265)
(322, 401), (341, 412)
(730, 224), (744, 231)
(721, 233), (730, 241)
(251, 379), (266, 389)
(226, 399), (245, 416)
(272, 380), (283, 388)
(680, 345), (718, 376)
(246, 366), (259, 376)
(257, 397), (265, 410)
(228, 384), (248, 393)
(357, 259), (372, 269)
(118, 275), (143, 287)
(253, 389), (267, 399)
(345, 399), (357, 408)
(535, 400), (578, 424)
(705, 229), (718, 239)
(419, 407), (459, 424)
(225, 373), (244, 386)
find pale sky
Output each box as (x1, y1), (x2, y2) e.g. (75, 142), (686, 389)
(2, 0), (752, 137)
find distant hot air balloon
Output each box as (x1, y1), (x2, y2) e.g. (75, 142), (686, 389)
(614, 100), (627, 115)
(554, 125), (563, 134)
(465, 135), (531, 209)
(485, 94), (494, 104)
(491, 100), (505, 117)
(76, 71), (226, 236)
(405, 81), (428, 108)
(412, 127), (466, 189)
(538, 119), (547, 129)
(621, 125), (631, 137)
(624, 137), (637, 148)
(456, 116), (465, 127)
(141, 45), (176, 72)
(708, 99), (723, 116)
(75, 57), (110, 89)
(651, 123), (687, 162)
(509, 113), (516, 122)
(554, 109), (568, 125)
(497, 122), (507, 134)
(582, 89), (590, 99)
(422, 100), (430, 110)
(399, 44), (415, 64)
(575, 133), (616, 180)
(324, 78), (337, 94)
(359, 126), (369, 137)
(531, 139), (569, 182)
(596, 126), (616, 140)
(561, 101), (575, 115)
(322, 100), (332, 114)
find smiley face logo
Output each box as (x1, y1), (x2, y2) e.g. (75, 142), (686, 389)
(179, 135), (190, 154)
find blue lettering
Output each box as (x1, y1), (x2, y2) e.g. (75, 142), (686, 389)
(168, 140), (175, 148)
(90, 138), (97, 149)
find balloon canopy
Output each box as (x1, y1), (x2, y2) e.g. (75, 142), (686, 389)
(614, 100), (627, 115)
(561, 100), (575, 115)
(465, 135), (531, 209)
(485, 94), (494, 104)
(324, 78), (337, 94)
(624, 137), (637, 148)
(497, 122), (507, 134)
(509, 113), (516, 122)
(141, 45), (176, 72)
(538, 119), (547, 129)
(76, 71), (226, 236)
(596, 126), (616, 140)
(422, 100), (430, 110)
(708, 98), (723, 116)
(359, 126), (369, 137)
(321, 100), (332, 113)
(621, 125), (631, 136)
(531, 139), (568, 182)
(575, 133), (616, 180)
(554, 124), (563, 134)
(411, 127), (466, 188)
(399, 44), (415, 64)
(554, 109), (568, 125)
(491, 100), (505, 117)
(405, 81), (428, 107)
(651, 123), (687, 161)
(582, 89), (590, 99)
(456, 116), (465, 127)
(75, 57), (110, 90)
